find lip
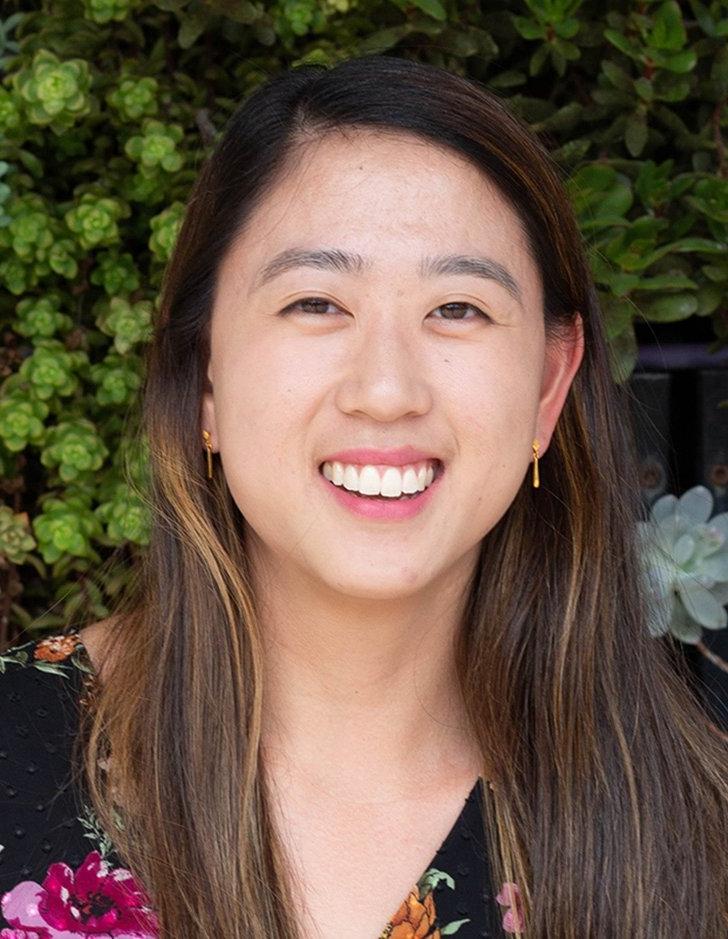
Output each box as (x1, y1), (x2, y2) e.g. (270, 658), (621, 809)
(317, 460), (444, 521)
(319, 446), (442, 467)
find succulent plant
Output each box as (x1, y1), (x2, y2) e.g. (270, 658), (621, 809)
(637, 485), (728, 644)
(14, 293), (74, 339)
(64, 192), (129, 250)
(94, 296), (153, 354)
(41, 418), (110, 483)
(0, 505), (37, 565)
(89, 250), (141, 296)
(13, 49), (92, 133)
(95, 480), (150, 544)
(0, 393), (48, 453)
(32, 491), (104, 563)
(89, 351), (143, 406)
(82, 0), (137, 25)
(0, 87), (24, 137)
(124, 119), (184, 175)
(148, 201), (185, 262)
(16, 338), (88, 401)
(106, 76), (159, 122)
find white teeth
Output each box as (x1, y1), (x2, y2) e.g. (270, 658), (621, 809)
(320, 460), (439, 498)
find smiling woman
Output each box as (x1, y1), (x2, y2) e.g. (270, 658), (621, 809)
(1, 54), (726, 939)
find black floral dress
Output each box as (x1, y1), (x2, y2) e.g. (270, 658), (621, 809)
(0, 632), (523, 937)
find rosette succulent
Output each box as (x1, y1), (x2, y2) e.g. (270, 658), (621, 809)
(17, 338), (88, 401)
(95, 481), (151, 544)
(107, 76), (159, 121)
(14, 293), (74, 339)
(0, 192), (79, 284)
(637, 485), (728, 643)
(95, 296), (153, 353)
(13, 49), (92, 132)
(90, 250), (141, 296)
(90, 351), (143, 406)
(0, 255), (30, 294)
(124, 119), (184, 175)
(0, 505), (37, 565)
(83, 0), (137, 24)
(148, 201), (185, 262)
(41, 418), (109, 483)
(0, 393), (48, 452)
(65, 192), (129, 250)
(32, 492), (104, 563)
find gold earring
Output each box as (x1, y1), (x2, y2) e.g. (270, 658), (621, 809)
(532, 439), (540, 488)
(202, 430), (213, 480)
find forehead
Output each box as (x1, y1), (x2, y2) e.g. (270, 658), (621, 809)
(218, 127), (537, 293)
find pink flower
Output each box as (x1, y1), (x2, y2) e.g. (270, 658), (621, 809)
(1, 851), (158, 938)
(1, 930), (50, 938)
(495, 881), (525, 934)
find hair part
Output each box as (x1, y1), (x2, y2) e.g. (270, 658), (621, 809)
(75, 54), (728, 937)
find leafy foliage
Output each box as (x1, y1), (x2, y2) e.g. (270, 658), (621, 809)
(0, 0), (726, 640)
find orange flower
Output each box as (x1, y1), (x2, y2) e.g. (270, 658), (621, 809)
(34, 633), (80, 662)
(388, 887), (441, 939)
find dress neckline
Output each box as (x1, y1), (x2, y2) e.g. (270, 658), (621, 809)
(63, 629), (490, 937)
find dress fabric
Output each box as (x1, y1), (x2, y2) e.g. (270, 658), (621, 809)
(0, 631), (516, 938)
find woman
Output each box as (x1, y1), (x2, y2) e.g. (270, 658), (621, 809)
(1, 55), (726, 938)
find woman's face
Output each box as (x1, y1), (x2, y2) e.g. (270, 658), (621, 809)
(201, 128), (583, 600)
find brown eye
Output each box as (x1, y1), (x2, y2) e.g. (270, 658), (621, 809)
(283, 297), (340, 315)
(432, 302), (490, 322)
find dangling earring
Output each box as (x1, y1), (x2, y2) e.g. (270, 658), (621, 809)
(202, 430), (213, 480)
(532, 439), (540, 488)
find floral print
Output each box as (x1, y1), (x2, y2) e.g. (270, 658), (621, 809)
(32, 636), (82, 664)
(380, 867), (471, 938)
(0, 850), (158, 938)
(1, 633), (515, 936)
(0, 633), (93, 685)
(495, 881), (525, 934)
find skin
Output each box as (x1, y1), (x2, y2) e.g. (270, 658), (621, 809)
(197, 127), (585, 806)
(86, 128), (585, 799)
(80, 128), (584, 937)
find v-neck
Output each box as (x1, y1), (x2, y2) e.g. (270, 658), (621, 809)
(70, 632), (496, 937)
(376, 774), (490, 938)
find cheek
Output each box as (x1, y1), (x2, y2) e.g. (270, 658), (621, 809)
(212, 340), (319, 481)
(448, 345), (542, 441)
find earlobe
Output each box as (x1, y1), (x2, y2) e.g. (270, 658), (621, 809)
(200, 390), (217, 453)
(537, 312), (585, 450)
(200, 359), (217, 450)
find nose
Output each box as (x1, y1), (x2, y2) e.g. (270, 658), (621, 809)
(333, 312), (433, 422)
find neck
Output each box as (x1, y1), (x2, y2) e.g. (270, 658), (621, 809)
(253, 546), (483, 805)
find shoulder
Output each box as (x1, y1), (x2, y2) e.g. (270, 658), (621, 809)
(0, 633), (93, 886)
(0, 630), (95, 700)
(0, 630), (96, 752)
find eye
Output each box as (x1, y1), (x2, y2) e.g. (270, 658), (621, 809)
(430, 302), (491, 322)
(279, 297), (491, 321)
(280, 296), (342, 316)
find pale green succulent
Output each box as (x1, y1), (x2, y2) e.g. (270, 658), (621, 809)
(13, 49), (92, 132)
(148, 201), (185, 262)
(637, 485), (728, 644)
(0, 504), (37, 565)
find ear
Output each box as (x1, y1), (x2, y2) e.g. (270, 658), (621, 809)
(536, 312), (584, 452)
(200, 357), (218, 452)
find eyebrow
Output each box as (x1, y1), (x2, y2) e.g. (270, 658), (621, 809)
(253, 247), (522, 304)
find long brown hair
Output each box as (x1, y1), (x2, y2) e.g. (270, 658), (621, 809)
(75, 55), (728, 937)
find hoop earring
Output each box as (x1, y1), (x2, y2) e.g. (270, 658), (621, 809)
(202, 430), (213, 480)
(532, 439), (540, 488)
